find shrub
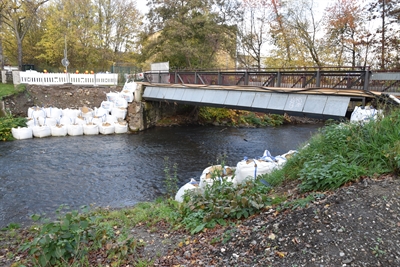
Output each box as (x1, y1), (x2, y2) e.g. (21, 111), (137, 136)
(0, 114), (27, 141)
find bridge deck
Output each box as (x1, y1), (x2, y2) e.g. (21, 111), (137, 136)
(141, 83), (389, 120)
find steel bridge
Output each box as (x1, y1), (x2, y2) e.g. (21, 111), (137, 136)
(140, 69), (400, 120)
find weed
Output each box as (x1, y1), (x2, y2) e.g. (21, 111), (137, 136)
(164, 156), (179, 199)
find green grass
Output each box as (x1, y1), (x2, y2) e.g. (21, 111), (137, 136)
(0, 83), (25, 100)
(262, 107), (400, 191)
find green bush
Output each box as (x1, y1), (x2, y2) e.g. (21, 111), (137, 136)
(179, 176), (272, 234)
(0, 114), (27, 141)
(19, 206), (97, 266)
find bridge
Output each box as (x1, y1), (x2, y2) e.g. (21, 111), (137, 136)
(140, 69), (400, 120)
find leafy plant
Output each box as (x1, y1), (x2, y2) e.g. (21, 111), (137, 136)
(179, 175), (272, 234)
(0, 114), (27, 141)
(19, 205), (96, 266)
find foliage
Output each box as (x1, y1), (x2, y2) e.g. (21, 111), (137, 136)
(163, 157), (179, 199)
(198, 107), (285, 126)
(179, 176), (272, 234)
(262, 108), (400, 192)
(19, 205), (96, 266)
(0, 114), (27, 141)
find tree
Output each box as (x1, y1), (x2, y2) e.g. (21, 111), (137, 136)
(324, 0), (368, 67)
(368, 0), (400, 69)
(142, 0), (241, 70)
(2, 0), (49, 70)
(237, 0), (272, 69)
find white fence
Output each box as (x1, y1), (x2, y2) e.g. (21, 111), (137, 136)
(19, 71), (118, 85)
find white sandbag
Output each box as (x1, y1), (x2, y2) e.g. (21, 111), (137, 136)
(106, 115), (118, 124)
(80, 106), (93, 119)
(114, 121), (128, 134)
(45, 107), (62, 118)
(12, 127), (33, 140)
(32, 125), (51, 138)
(98, 122), (115, 135)
(175, 179), (200, 203)
(199, 165), (235, 190)
(92, 114), (107, 125)
(83, 123), (99, 135)
(51, 125), (68, 137)
(62, 108), (79, 118)
(122, 80), (137, 93)
(26, 118), (35, 128)
(111, 107), (127, 119)
(74, 116), (86, 125)
(114, 97), (128, 108)
(38, 117), (57, 127)
(350, 106), (383, 124)
(106, 91), (119, 102)
(101, 101), (114, 113)
(67, 124), (83, 136)
(29, 107), (46, 119)
(120, 90), (134, 103)
(59, 116), (73, 126)
(235, 159), (277, 185)
(93, 107), (108, 118)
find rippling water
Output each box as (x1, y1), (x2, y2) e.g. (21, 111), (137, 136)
(0, 124), (322, 228)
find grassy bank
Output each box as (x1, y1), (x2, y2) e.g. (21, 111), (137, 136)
(0, 83), (25, 100)
(1, 107), (399, 266)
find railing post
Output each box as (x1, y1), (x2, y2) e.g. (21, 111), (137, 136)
(244, 70), (249, 85)
(218, 71), (222, 85)
(363, 69), (370, 91)
(195, 71), (197, 84)
(277, 71), (281, 87)
(316, 70), (321, 87)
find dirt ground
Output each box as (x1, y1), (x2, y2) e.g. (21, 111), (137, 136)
(138, 175), (399, 267)
(3, 84), (120, 117)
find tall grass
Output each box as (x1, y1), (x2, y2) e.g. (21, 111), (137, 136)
(0, 83), (25, 99)
(264, 108), (400, 192)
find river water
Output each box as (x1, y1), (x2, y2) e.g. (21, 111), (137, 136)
(0, 124), (322, 228)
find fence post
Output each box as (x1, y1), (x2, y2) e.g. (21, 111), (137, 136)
(244, 70), (249, 85)
(363, 70), (370, 91)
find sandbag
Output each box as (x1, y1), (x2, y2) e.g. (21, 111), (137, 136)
(83, 123), (99, 135)
(32, 125), (51, 138)
(199, 165), (235, 190)
(98, 122), (115, 135)
(12, 127), (33, 140)
(350, 106), (383, 124)
(67, 124), (83, 136)
(114, 121), (128, 134)
(51, 125), (68, 137)
(45, 107), (62, 118)
(111, 107), (127, 119)
(175, 179), (200, 202)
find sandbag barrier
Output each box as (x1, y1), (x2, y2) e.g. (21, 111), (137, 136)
(11, 81), (137, 140)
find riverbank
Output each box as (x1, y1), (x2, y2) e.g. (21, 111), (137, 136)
(2, 107), (400, 265)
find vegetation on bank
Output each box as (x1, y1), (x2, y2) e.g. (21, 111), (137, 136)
(1, 106), (399, 266)
(0, 84), (25, 100)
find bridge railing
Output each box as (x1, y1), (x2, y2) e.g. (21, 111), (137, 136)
(142, 69), (400, 93)
(19, 71), (118, 85)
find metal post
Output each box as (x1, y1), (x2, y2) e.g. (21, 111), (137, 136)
(277, 71), (281, 87)
(363, 70), (370, 91)
(316, 70), (321, 87)
(244, 70), (249, 85)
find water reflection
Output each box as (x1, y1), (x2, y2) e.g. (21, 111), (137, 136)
(0, 124), (322, 227)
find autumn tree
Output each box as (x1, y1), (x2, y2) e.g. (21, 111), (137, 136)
(1, 0), (49, 70)
(324, 0), (369, 67)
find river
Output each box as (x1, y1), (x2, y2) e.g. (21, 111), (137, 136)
(0, 124), (322, 228)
